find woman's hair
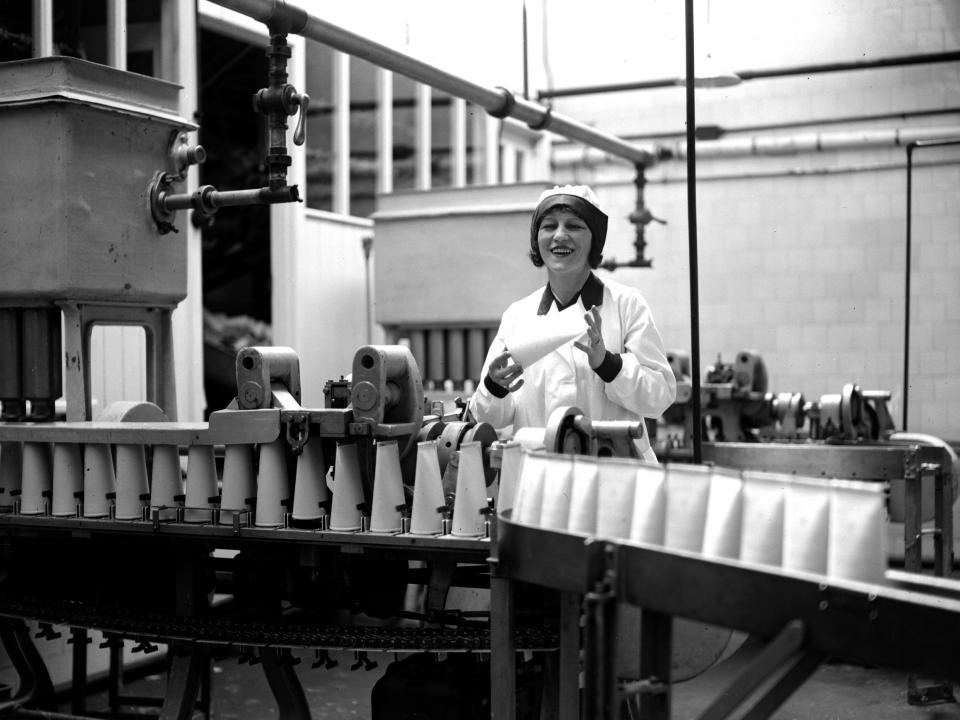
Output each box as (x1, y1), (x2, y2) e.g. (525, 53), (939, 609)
(528, 186), (608, 269)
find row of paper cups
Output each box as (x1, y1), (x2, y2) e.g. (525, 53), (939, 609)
(0, 435), (496, 538)
(507, 450), (889, 585)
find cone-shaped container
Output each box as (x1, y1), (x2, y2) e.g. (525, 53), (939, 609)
(369, 440), (406, 533)
(629, 462), (666, 545)
(701, 466), (744, 559)
(256, 440), (290, 528)
(567, 456), (599, 535)
(539, 454), (574, 531)
(512, 451), (547, 528)
(409, 440), (445, 535)
(328, 443), (364, 532)
(782, 475), (830, 574)
(663, 463), (711, 552)
(83, 443), (116, 518)
(506, 304), (587, 368)
(739, 470), (786, 567)
(220, 444), (256, 525)
(495, 441), (524, 514)
(451, 441), (488, 537)
(184, 445), (218, 523)
(52, 443), (84, 517)
(0, 441), (23, 502)
(292, 439), (331, 523)
(827, 478), (887, 584)
(595, 457), (637, 540)
(150, 444), (183, 520)
(114, 444), (149, 520)
(19, 442), (53, 515)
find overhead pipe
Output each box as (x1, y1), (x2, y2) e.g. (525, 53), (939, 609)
(206, 0), (657, 168)
(537, 50), (960, 100)
(550, 125), (960, 166)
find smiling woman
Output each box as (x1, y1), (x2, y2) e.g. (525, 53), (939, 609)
(467, 184), (677, 463)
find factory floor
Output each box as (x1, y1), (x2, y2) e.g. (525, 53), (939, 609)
(76, 642), (960, 719)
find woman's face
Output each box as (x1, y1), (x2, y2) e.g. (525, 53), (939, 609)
(536, 207), (592, 276)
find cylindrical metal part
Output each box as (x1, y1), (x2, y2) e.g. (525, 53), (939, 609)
(426, 329), (445, 387)
(466, 328), (486, 382)
(20, 307), (62, 420)
(0, 308), (23, 420)
(407, 330), (427, 381)
(446, 328), (465, 383)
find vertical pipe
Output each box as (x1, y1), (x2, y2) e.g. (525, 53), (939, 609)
(450, 97), (468, 187)
(332, 50), (351, 215)
(484, 116), (501, 184)
(416, 83), (432, 190)
(31, 0), (54, 57)
(685, 0), (703, 465)
(106, 0), (127, 70)
(903, 143), (914, 431)
(376, 68), (394, 195)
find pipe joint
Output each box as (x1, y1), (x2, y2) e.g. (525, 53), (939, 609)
(488, 86), (516, 119)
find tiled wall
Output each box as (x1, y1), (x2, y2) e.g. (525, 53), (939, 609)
(543, 0), (960, 440)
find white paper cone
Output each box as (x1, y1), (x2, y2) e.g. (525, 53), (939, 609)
(664, 463), (712, 552)
(150, 444), (183, 520)
(495, 442), (524, 514)
(220, 444), (257, 524)
(370, 441), (406, 533)
(506, 304), (588, 368)
(512, 427), (546, 451)
(328, 443), (364, 532)
(595, 457), (637, 540)
(83, 443), (116, 518)
(783, 476), (830, 574)
(114, 444), (149, 520)
(827, 478), (887, 584)
(629, 463), (666, 545)
(539, 455), (574, 530)
(410, 440), (445, 535)
(256, 440), (290, 528)
(292, 439), (332, 522)
(19, 442), (52, 515)
(567, 456), (599, 535)
(0, 441), (23, 499)
(52, 443), (83, 517)
(512, 452), (547, 527)
(185, 445), (218, 523)
(452, 441), (488, 537)
(740, 470), (786, 567)
(701, 467), (744, 559)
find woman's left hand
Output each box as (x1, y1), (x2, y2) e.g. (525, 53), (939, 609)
(573, 305), (607, 368)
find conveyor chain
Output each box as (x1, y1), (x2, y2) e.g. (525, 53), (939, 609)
(0, 596), (558, 652)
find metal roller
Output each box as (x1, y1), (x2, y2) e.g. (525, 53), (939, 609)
(351, 345), (424, 458)
(236, 346), (302, 410)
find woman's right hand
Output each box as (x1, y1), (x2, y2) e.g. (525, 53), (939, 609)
(488, 350), (524, 392)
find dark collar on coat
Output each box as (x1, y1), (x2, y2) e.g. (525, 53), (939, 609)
(537, 272), (605, 315)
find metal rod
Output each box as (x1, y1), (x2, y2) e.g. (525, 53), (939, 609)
(206, 0), (655, 167)
(904, 143), (914, 432)
(684, 0), (703, 465)
(538, 50), (960, 99)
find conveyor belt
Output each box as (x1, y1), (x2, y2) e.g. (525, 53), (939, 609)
(0, 594), (558, 652)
